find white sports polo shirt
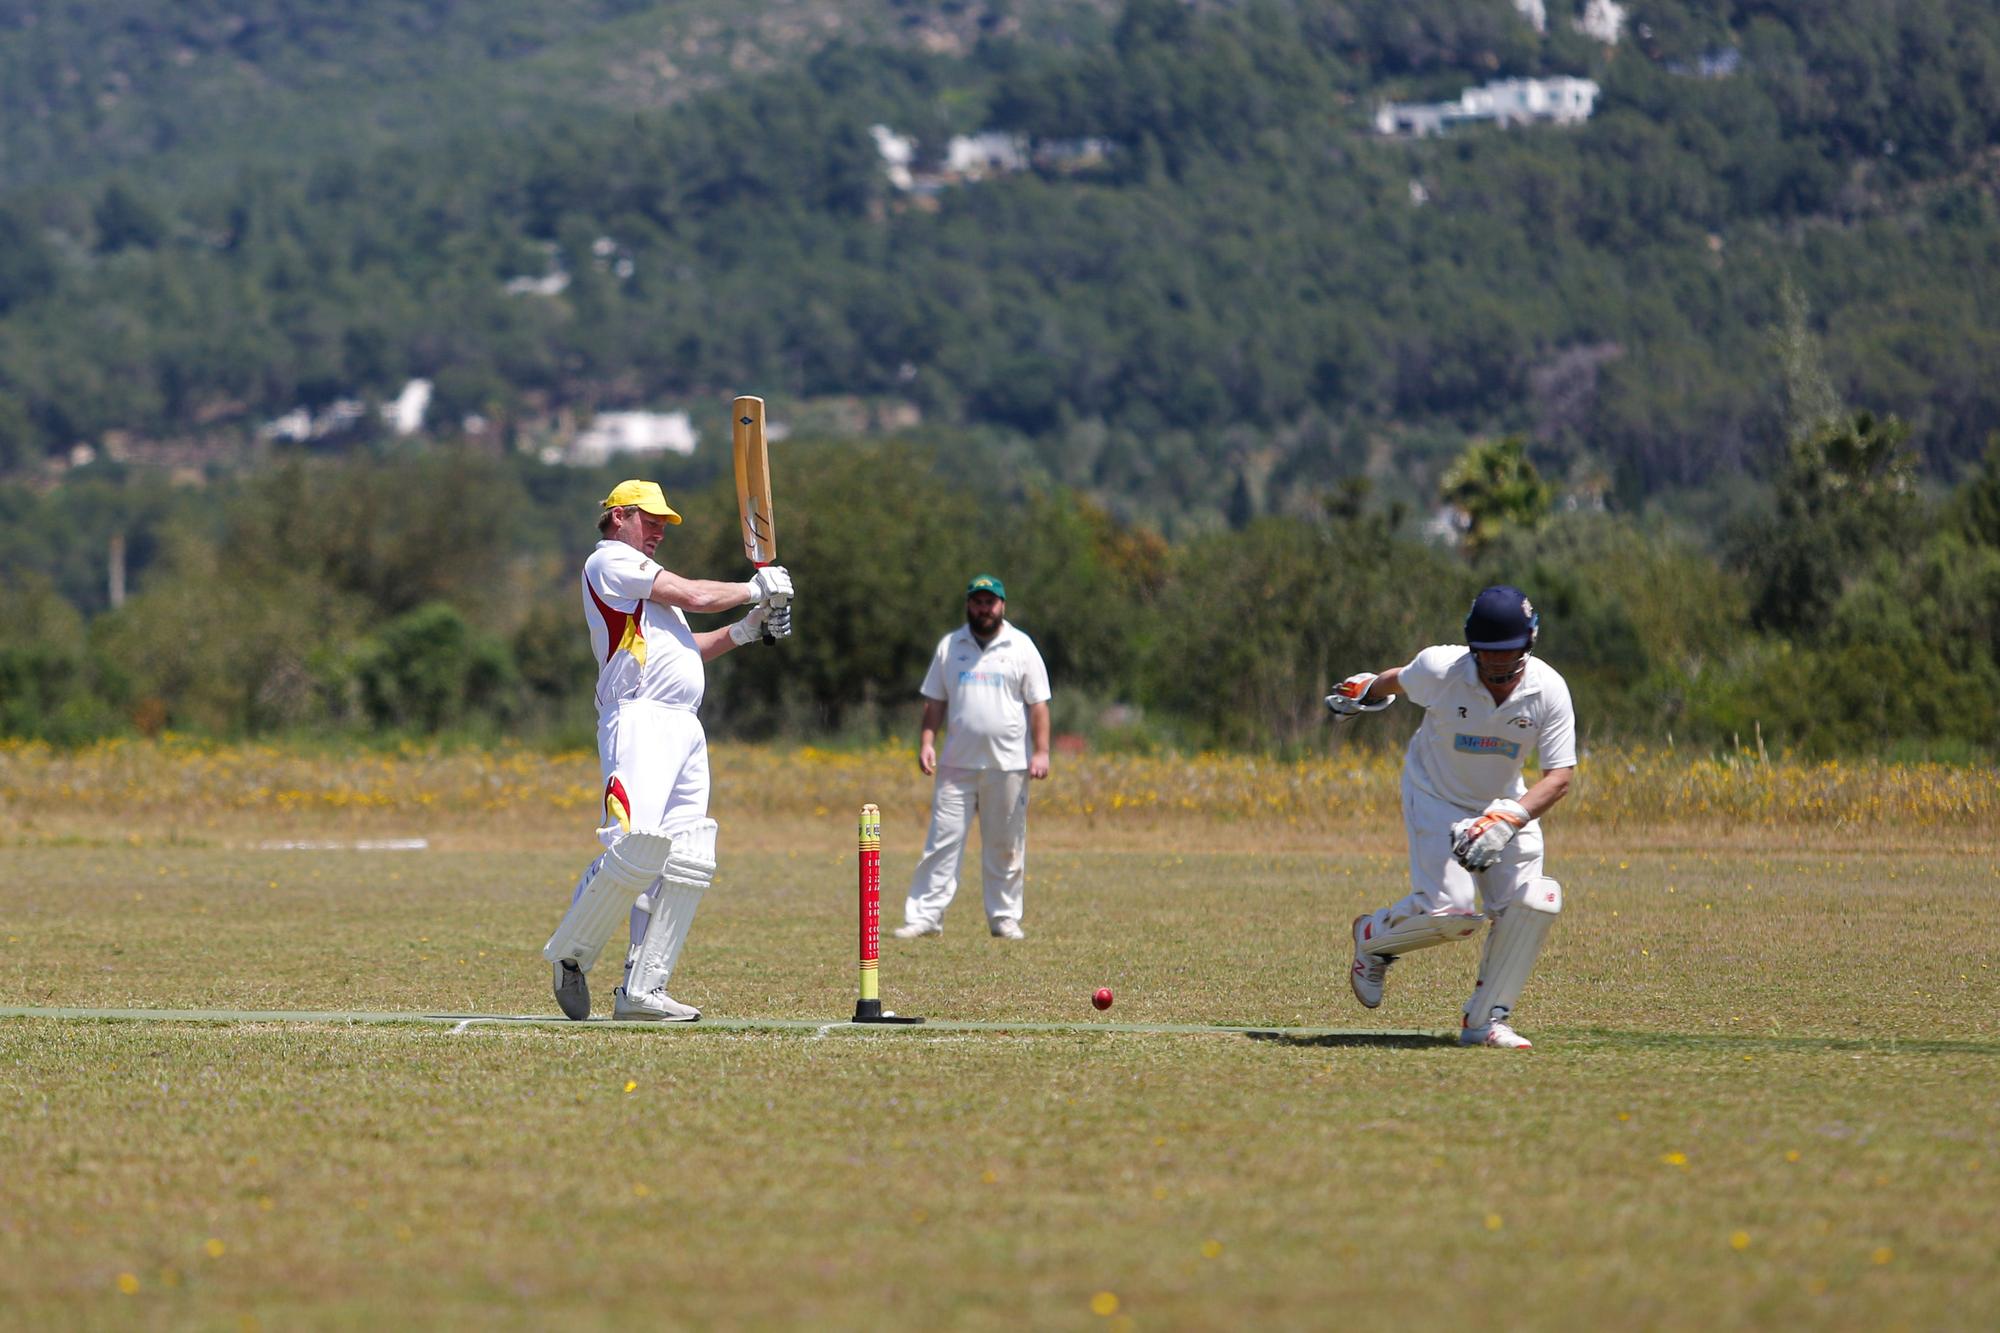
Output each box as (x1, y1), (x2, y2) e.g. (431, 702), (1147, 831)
(581, 540), (704, 717)
(921, 619), (1052, 771)
(1397, 645), (1577, 811)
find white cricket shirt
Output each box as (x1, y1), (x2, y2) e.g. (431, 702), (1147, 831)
(1396, 645), (1577, 811)
(581, 540), (704, 717)
(921, 619), (1052, 771)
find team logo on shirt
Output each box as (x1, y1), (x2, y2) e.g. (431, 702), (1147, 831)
(1455, 734), (1521, 760)
(957, 670), (1006, 688)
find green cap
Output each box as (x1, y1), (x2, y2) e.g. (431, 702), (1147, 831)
(965, 573), (1006, 600)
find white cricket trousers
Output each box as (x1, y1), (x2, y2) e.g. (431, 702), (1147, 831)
(1388, 771), (1546, 919)
(594, 700), (710, 843)
(904, 765), (1030, 928)
(589, 700), (710, 950)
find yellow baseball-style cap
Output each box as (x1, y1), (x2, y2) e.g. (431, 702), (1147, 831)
(599, 479), (681, 524)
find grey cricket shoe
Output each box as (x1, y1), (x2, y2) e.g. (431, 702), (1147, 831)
(612, 986), (701, 1023)
(989, 917), (1025, 940)
(891, 921), (942, 939)
(553, 959), (590, 1021)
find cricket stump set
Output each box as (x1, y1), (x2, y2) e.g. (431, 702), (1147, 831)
(852, 803), (923, 1024)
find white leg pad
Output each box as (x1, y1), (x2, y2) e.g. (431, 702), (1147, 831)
(543, 829), (675, 971)
(1464, 877), (1562, 1027)
(1357, 906), (1486, 958)
(624, 820), (718, 997)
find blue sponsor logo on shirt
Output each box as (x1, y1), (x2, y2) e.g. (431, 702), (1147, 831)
(1455, 733), (1521, 760)
(957, 670), (1007, 689)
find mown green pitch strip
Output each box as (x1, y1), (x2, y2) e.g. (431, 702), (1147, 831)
(0, 1005), (1453, 1041)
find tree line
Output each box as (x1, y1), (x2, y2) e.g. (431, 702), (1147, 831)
(4, 409), (1996, 759)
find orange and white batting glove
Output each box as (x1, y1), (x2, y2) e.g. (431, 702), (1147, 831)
(1450, 798), (1530, 871)
(1325, 672), (1394, 723)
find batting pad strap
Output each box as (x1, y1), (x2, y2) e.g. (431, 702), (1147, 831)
(1358, 908), (1486, 958)
(543, 830), (674, 971)
(1465, 878), (1562, 1027)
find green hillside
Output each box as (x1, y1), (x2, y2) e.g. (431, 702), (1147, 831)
(0, 1), (1115, 189)
(4, 2), (2000, 757)
(2, 0), (1996, 526)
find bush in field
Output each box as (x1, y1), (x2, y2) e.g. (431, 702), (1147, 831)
(1481, 511), (1750, 742)
(229, 457), (541, 618)
(0, 573), (121, 742)
(1146, 510), (1465, 750)
(352, 602), (521, 734)
(91, 532), (370, 735)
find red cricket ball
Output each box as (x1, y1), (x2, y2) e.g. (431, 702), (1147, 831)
(1092, 987), (1114, 1011)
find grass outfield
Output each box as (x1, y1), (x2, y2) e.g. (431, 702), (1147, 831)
(2, 748), (1997, 1328)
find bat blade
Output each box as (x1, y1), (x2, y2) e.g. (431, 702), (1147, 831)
(731, 395), (776, 566)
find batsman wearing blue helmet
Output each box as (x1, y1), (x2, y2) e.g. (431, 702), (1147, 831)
(1324, 586), (1577, 1048)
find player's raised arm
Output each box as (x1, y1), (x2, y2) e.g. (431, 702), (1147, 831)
(646, 565), (790, 614)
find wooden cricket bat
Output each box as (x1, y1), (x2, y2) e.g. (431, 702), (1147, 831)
(732, 395), (783, 642)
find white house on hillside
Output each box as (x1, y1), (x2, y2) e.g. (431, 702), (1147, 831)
(1375, 76), (1600, 138)
(945, 132), (1030, 179)
(564, 411), (697, 466)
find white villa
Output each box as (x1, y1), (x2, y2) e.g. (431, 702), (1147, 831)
(1375, 76), (1600, 138)
(564, 411), (697, 466)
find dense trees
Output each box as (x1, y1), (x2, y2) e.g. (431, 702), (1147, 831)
(3, 424), (1996, 759)
(4, 3), (2000, 757)
(3, 2), (2000, 530)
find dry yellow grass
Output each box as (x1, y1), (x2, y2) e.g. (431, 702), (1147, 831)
(2, 738), (1992, 853)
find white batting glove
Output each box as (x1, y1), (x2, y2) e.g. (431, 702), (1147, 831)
(1325, 672), (1394, 723)
(1450, 798), (1530, 871)
(763, 600), (792, 640)
(745, 565), (793, 605)
(728, 600), (793, 646)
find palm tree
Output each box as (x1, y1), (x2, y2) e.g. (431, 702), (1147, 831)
(1439, 434), (1553, 557)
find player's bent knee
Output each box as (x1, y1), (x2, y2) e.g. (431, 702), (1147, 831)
(625, 819), (720, 996)
(664, 818), (718, 886)
(544, 829), (676, 969)
(1517, 877), (1562, 916)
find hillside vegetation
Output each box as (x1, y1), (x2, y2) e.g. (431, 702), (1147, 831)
(2, 1), (1999, 758)
(2, 1), (1997, 510)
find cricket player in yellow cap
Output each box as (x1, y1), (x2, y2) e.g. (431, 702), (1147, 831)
(540, 479), (794, 1022)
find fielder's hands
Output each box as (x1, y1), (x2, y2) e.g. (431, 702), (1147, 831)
(746, 565), (793, 605)
(1450, 798), (1530, 871)
(1325, 672), (1394, 723)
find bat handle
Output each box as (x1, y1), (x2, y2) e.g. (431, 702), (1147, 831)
(754, 561), (787, 646)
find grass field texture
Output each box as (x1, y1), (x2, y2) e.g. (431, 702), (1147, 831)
(3, 742), (1997, 1329)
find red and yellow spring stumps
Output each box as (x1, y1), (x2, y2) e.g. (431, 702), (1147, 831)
(853, 803), (923, 1025)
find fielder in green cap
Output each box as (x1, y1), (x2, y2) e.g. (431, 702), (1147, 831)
(894, 574), (1052, 942)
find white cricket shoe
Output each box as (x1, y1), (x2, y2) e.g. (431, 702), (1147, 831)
(892, 921), (941, 939)
(553, 959), (590, 1021)
(1458, 1018), (1533, 1049)
(989, 918), (1025, 940)
(1349, 914), (1396, 1009)
(612, 986), (701, 1023)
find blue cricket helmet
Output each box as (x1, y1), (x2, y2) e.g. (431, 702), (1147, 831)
(1464, 586), (1539, 651)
